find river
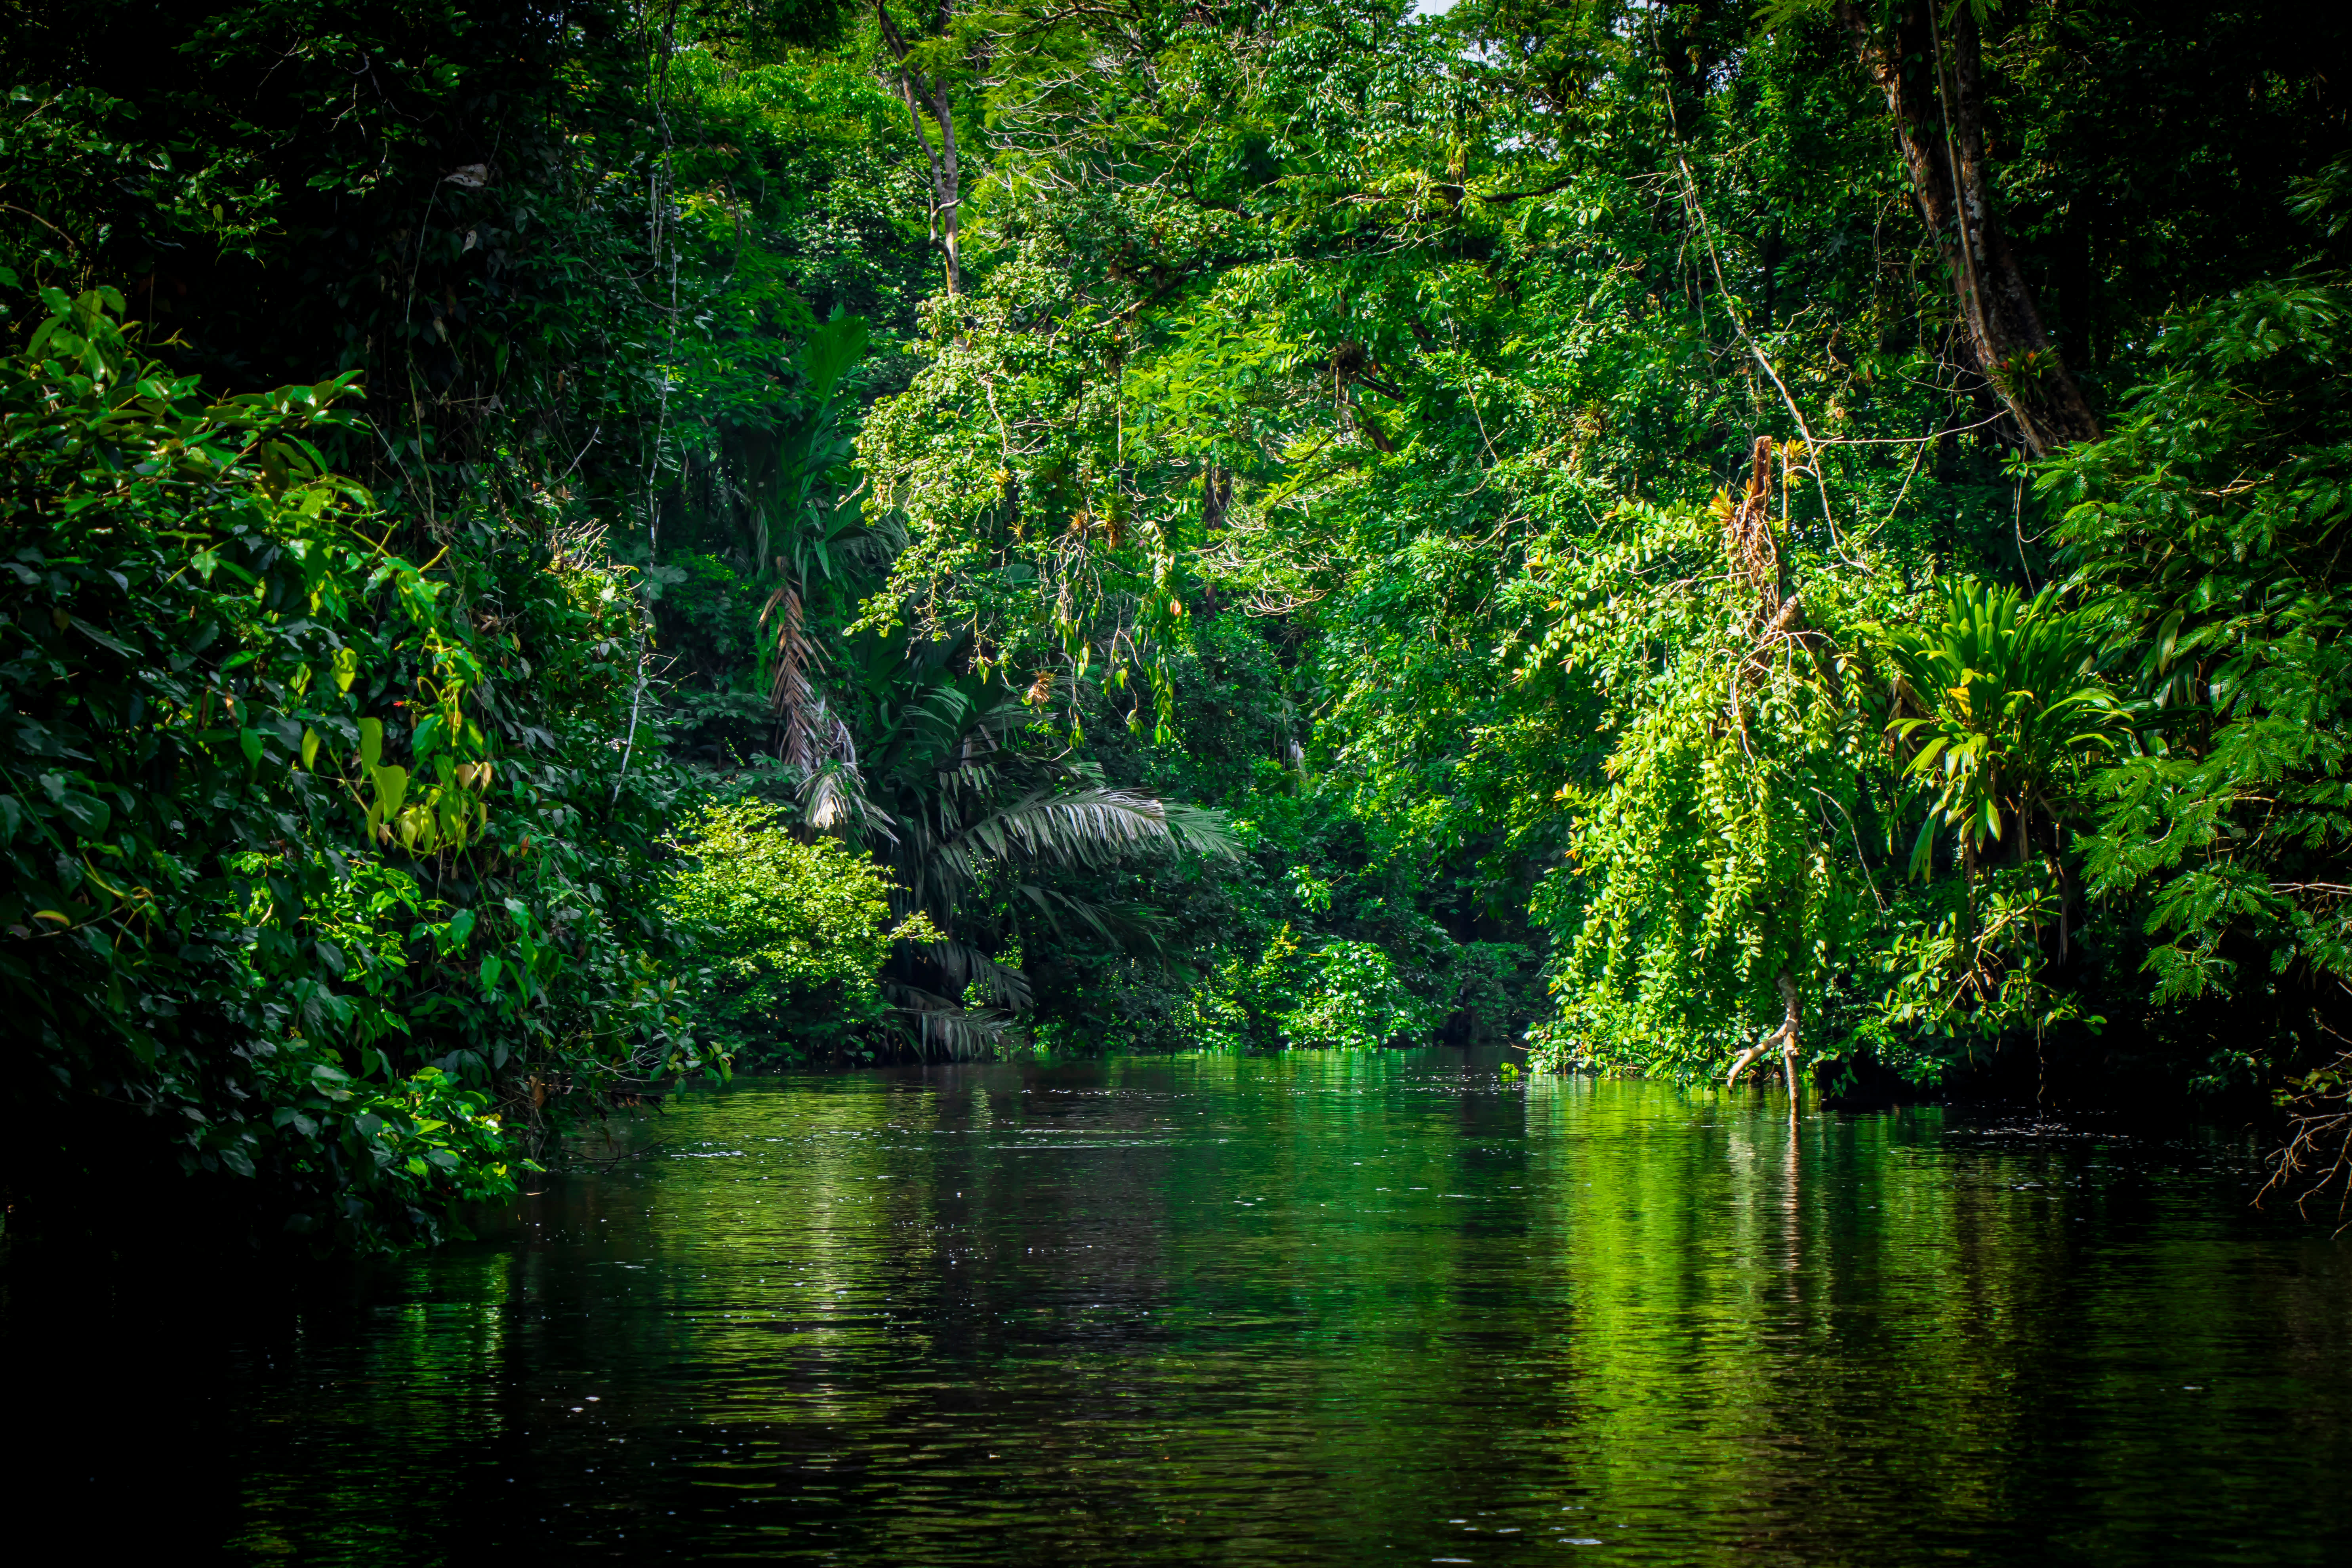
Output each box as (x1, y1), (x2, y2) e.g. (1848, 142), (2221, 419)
(18, 1050), (2352, 1562)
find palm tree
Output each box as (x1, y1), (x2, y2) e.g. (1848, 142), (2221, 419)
(690, 317), (1235, 1054)
(794, 632), (1236, 1055)
(652, 311), (892, 770)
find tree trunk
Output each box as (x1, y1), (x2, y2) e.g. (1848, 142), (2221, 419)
(1833, 1), (2099, 455)
(875, 1), (962, 295)
(1203, 465), (1232, 531)
(1725, 969), (1806, 1095)
(1775, 970), (1801, 1100)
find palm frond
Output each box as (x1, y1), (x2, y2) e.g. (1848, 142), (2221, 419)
(1015, 884), (1173, 959)
(801, 759), (897, 844)
(882, 982), (1018, 1059)
(761, 581), (863, 775)
(1163, 802), (1244, 860)
(919, 938), (1034, 1012)
(945, 788), (1178, 878)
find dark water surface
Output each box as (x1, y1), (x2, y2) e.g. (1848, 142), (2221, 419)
(18, 1052), (2352, 1564)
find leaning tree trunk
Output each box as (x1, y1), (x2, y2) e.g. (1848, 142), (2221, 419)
(1833, 1), (2099, 455)
(1774, 970), (1801, 1099)
(1727, 970), (1806, 1098)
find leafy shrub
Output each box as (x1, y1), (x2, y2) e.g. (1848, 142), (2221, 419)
(1180, 926), (1435, 1052)
(1279, 939), (1436, 1050)
(1855, 867), (2099, 1086)
(1176, 923), (1299, 1051)
(0, 287), (709, 1249)
(665, 802), (934, 1065)
(2046, 274), (2352, 1012)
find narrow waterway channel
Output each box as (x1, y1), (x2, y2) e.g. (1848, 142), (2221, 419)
(19, 1050), (2352, 1563)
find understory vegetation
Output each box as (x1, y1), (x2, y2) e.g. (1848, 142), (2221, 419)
(6, 0), (2352, 1246)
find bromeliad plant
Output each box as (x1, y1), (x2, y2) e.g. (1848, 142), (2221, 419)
(1862, 579), (2123, 1067)
(1881, 578), (2124, 879)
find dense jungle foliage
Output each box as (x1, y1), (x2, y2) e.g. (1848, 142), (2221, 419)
(5, 0), (2352, 1247)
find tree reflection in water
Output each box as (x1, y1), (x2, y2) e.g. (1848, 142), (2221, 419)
(13, 1052), (2348, 1565)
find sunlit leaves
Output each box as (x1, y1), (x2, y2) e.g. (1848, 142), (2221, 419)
(1878, 578), (2121, 877)
(0, 288), (706, 1249)
(2043, 274), (2352, 1011)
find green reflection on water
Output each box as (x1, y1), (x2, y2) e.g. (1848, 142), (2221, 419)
(213, 1052), (2349, 1565)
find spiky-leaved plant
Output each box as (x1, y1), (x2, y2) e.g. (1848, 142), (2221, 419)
(1881, 579), (2122, 880)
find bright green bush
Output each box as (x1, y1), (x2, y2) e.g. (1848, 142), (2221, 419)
(1279, 940), (1436, 1051)
(665, 803), (933, 1065)
(1180, 925), (1435, 1052)
(1511, 497), (1889, 1078)
(1176, 924), (1302, 1052)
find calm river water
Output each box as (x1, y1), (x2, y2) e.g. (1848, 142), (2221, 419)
(21, 1051), (2352, 1563)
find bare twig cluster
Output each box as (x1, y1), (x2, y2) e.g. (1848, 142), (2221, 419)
(1723, 436), (1840, 697)
(2258, 1050), (2352, 1232)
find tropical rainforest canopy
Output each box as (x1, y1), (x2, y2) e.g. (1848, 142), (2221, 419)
(5, 0), (2352, 1248)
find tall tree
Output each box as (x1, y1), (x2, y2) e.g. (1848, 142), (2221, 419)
(1833, 0), (2100, 454)
(874, 0), (966, 293)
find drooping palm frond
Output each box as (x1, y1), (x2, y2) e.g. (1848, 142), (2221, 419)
(800, 758), (897, 842)
(1014, 884), (1173, 960)
(762, 581), (865, 775)
(884, 981), (1017, 1059)
(941, 788), (1181, 879)
(920, 937), (1034, 1012)
(811, 630), (1241, 1054)
(1162, 802), (1244, 861)
(762, 581), (814, 756)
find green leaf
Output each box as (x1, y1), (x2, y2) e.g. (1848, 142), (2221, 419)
(53, 789), (110, 839)
(373, 764), (408, 820)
